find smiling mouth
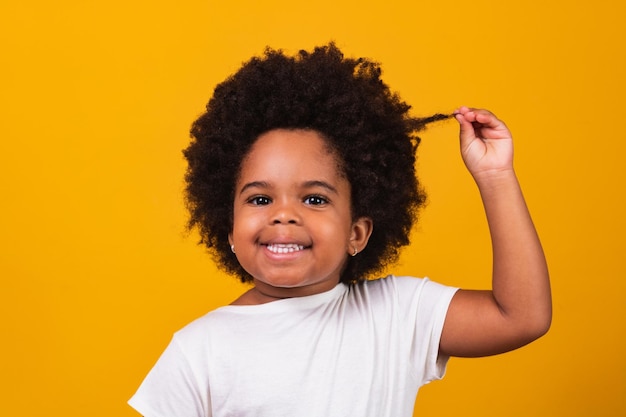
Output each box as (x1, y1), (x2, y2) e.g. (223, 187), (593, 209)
(266, 243), (306, 254)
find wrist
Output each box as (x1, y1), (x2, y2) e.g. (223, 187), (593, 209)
(472, 168), (519, 193)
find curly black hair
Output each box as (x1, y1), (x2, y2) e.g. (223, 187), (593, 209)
(184, 43), (450, 284)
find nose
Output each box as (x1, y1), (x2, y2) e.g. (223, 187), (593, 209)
(271, 199), (301, 225)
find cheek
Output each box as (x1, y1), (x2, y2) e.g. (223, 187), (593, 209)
(312, 215), (351, 243)
(232, 210), (262, 239)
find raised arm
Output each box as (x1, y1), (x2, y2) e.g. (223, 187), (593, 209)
(439, 107), (552, 357)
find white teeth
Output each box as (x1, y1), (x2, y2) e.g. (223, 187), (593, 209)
(266, 243), (305, 254)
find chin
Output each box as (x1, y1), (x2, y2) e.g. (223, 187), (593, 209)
(258, 279), (308, 289)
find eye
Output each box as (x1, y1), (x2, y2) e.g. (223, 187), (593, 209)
(303, 195), (328, 206)
(247, 195), (271, 205)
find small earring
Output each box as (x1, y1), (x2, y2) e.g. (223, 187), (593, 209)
(230, 244), (236, 254)
(351, 246), (358, 257)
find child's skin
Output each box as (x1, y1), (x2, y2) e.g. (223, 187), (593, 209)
(441, 106), (551, 357)
(228, 106), (551, 357)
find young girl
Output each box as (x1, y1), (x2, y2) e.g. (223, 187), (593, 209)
(129, 44), (551, 417)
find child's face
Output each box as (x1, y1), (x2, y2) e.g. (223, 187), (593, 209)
(229, 129), (372, 298)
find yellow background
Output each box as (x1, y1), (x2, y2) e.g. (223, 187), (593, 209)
(1, 1), (624, 416)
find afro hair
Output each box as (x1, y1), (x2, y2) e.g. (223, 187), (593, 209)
(184, 43), (450, 284)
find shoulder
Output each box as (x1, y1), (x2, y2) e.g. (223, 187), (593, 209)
(167, 307), (234, 349)
(356, 275), (453, 297)
(348, 275), (457, 311)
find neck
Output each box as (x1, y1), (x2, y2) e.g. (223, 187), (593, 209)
(230, 279), (340, 305)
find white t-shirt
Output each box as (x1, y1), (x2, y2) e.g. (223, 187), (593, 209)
(129, 275), (458, 417)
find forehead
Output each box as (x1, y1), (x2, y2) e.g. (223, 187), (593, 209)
(239, 129), (344, 179)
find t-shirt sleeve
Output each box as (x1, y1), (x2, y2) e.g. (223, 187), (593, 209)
(394, 276), (458, 384)
(128, 335), (211, 417)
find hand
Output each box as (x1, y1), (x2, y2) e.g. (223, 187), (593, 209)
(454, 107), (514, 180)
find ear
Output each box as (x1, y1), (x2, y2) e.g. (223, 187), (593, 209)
(228, 233), (234, 247)
(348, 216), (373, 255)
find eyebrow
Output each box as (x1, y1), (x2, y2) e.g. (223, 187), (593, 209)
(303, 180), (338, 194)
(239, 181), (270, 195)
(238, 180), (338, 195)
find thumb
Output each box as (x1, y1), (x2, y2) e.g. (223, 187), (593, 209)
(454, 108), (478, 144)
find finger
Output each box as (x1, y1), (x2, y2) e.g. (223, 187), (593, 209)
(454, 106), (481, 122)
(455, 110), (478, 142)
(457, 107), (510, 138)
(453, 106), (472, 120)
(472, 109), (501, 128)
